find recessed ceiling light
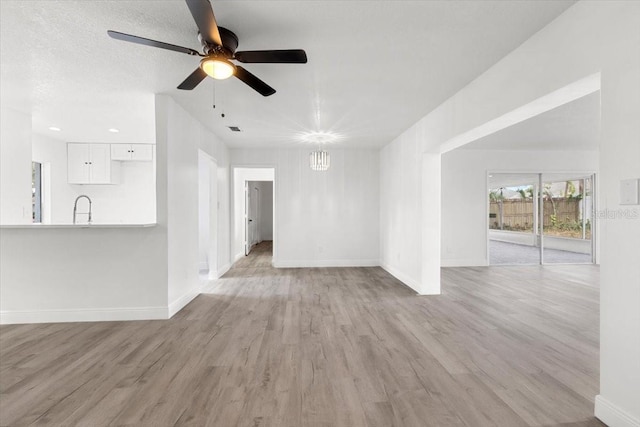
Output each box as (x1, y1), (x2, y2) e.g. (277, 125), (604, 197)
(108, 128), (119, 133)
(48, 126), (61, 131)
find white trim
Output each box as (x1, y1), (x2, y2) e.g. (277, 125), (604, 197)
(595, 395), (640, 427)
(234, 251), (244, 263)
(273, 259), (379, 268)
(379, 263), (422, 294)
(199, 261), (209, 271)
(167, 286), (200, 318)
(217, 262), (231, 278)
(0, 306), (167, 325)
(441, 258), (488, 267)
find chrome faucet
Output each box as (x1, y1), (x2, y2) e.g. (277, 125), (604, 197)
(73, 195), (92, 224)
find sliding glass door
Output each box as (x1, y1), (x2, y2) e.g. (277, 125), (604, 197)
(541, 174), (594, 264)
(488, 172), (595, 265)
(488, 173), (541, 265)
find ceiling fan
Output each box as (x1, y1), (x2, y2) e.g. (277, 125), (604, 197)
(107, 0), (307, 96)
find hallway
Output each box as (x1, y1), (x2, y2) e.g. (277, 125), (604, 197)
(228, 240), (273, 271)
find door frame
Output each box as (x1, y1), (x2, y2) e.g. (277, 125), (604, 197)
(232, 166), (276, 264)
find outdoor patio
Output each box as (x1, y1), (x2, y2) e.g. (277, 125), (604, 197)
(490, 240), (593, 265)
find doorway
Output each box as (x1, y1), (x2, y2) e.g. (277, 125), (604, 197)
(245, 181), (273, 255)
(198, 151), (218, 279)
(488, 172), (595, 265)
(232, 167), (275, 264)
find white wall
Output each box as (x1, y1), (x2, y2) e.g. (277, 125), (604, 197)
(257, 181), (273, 241)
(0, 108), (32, 225)
(380, 129), (423, 291)
(232, 148), (379, 268)
(198, 153), (211, 273)
(32, 135), (156, 224)
(156, 95), (230, 314)
(380, 2), (640, 425)
(198, 151), (220, 279)
(441, 149), (598, 266)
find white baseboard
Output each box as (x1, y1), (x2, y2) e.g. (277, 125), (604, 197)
(379, 263), (421, 294)
(273, 259), (379, 268)
(234, 252), (244, 263)
(0, 306), (168, 325)
(595, 395), (640, 427)
(441, 258), (488, 267)
(217, 263), (231, 278)
(168, 286), (200, 318)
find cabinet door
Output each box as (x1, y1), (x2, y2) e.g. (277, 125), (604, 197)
(130, 144), (153, 161)
(111, 144), (132, 161)
(67, 143), (90, 184)
(89, 144), (112, 184)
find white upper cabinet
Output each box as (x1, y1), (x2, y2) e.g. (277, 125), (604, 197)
(88, 143), (111, 184)
(111, 144), (153, 161)
(67, 143), (90, 184)
(68, 143), (116, 184)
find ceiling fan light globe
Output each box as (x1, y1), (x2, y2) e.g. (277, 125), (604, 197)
(200, 57), (235, 80)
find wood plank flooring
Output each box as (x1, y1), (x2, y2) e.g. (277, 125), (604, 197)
(0, 241), (603, 426)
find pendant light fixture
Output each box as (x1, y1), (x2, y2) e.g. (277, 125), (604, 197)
(300, 131), (340, 172)
(309, 147), (330, 171)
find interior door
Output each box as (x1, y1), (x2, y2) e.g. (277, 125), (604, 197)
(245, 182), (250, 255)
(252, 186), (260, 246)
(245, 182), (260, 255)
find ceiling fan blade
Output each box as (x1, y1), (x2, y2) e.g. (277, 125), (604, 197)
(235, 66), (276, 96)
(185, 0), (223, 46)
(107, 30), (201, 56)
(235, 49), (308, 64)
(177, 68), (208, 90)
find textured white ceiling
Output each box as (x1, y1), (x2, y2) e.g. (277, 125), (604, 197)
(462, 91), (600, 151)
(0, 0), (575, 148)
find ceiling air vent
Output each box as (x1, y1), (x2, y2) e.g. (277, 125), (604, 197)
(228, 126), (241, 132)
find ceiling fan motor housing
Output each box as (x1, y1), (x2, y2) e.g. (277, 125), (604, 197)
(199, 27), (239, 57)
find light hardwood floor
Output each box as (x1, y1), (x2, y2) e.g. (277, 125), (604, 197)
(1, 241), (603, 426)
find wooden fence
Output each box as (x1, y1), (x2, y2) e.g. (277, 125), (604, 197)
(489, 198), (581, 231)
